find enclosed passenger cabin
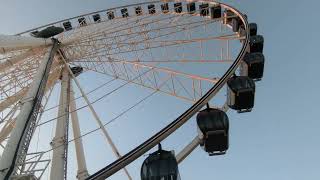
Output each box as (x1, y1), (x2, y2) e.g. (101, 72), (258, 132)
(249, 23), (258, 36)
(107, 11), (115, 20)
(232, 17), (243, 32)
(250, 35), (264, 53)
(210, 5), (222, 19)
(238, 23), (257, 43)
(148, 4), (156, 14)
(199, 3), (209, 16)
(121, 8), (129, 18)
(243, 14), (248, 20)
(227, 76), (255, 112)
(92, 14), (101, 23)
(135, 6), (143, 16)
(63, 21), (72, 31)
(187, 2), (196, 14)
(238, 25), (246, 43)
(174, 3), (182, 13)
(161, 3), (169, 13)
(241, 52), (265, 81)
(78, 17), (87, 27)
(197, 108), (229, 156)
(141, 145), (180, 180)
(93, 14), (101, 23)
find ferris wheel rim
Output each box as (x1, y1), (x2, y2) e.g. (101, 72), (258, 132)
(1, 0), (251, 179)
(15, 0), (164, 36)
(83, 1), (251, 179)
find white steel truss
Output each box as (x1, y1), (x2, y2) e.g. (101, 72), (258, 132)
(0, 1), (247, 179)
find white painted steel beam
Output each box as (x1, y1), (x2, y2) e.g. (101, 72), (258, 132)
(0, 40), (59, 179)
(0, 34), (51, 54)
(0, 50), (35, 72)
(0, 89), (27, 113)
(176, 136), (200, 164)
(69, 70), (133, 180)
(0, 69), (60, 113)
(69, 84), (89, 180)
(58, 51), (132, 180)
(50, 67), (70, 180)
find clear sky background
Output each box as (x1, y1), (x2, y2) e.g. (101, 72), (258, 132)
(0, 0), (320, 180)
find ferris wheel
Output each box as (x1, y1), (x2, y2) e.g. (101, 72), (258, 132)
(0, 0), (265, 180)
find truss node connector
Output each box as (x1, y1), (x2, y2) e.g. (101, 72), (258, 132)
(51, 38), (61, 45)
(60, 66), (83, 79)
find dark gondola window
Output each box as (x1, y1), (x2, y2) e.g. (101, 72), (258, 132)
(93, 14), (101, 22)
(199, 3), (209, 16)
(174, 3), (182, 13)
(148, 4), (156, 14)
(78, 17), (87, 27)
(121, 8), (129, 18)
(232, 17), (242, 32)
(210, 5), (222, 19)
(187, 2), (196, 14)
(161, 3), (169, 13)
(135, 6), (143, 16)
(107, 11), (115, 20)
(63, 21), (72, 31)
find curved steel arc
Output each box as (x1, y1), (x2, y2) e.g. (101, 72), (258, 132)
(86, 2), (249, 179)
(5, 1), (249, 179)
(15, 1), (162, 36)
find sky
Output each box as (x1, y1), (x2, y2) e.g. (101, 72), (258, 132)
(0, 0), (320, 180)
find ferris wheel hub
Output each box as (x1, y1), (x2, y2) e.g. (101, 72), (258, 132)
(30, 26), (64, 39)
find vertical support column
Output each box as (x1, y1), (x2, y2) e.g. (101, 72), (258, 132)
(70, 76), (132, 180)
(59, 50), (132, 180)
(50, 66), (70, 180)
(0, 39), (59, 179)
(69, 84), (89, 180)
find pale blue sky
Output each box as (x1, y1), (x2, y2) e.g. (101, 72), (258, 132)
(0, 0), (319, 180)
